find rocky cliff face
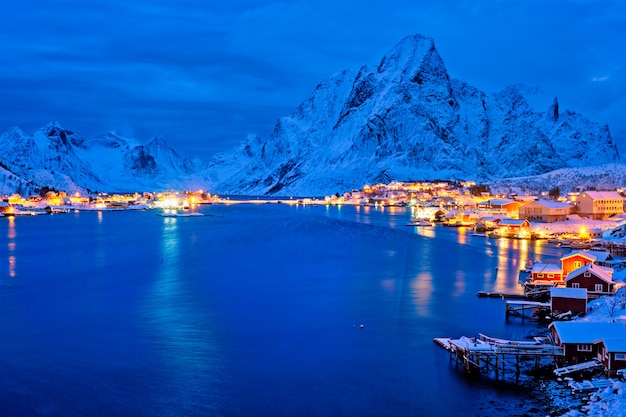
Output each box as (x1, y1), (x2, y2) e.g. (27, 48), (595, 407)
(205, 34), (620, 196)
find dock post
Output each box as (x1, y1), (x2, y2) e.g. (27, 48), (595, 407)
(495, 355), (499, 380)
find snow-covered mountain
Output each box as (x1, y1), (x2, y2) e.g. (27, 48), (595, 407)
(205, 34), (621, 196)
(0, 122), (206, 195)
(0, 34), (622, 197)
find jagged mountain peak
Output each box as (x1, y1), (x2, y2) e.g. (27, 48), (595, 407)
(376, 34), (436, 76)
(206, 33), (621, 196)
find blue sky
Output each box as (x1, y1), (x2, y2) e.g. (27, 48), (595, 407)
(0, 0), (624, 161)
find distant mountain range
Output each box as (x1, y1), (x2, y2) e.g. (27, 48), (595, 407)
(0, 34), (622, 196)
(0, 122), (206, 195)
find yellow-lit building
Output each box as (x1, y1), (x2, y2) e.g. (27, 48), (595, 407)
(519, 200), (571, 223)
(576, 191), (624, 220)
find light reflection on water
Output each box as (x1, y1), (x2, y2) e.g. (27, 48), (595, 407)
(410, 271), (434, 317)
(7, 216), (15, 278)
(0, 205), (573, 417)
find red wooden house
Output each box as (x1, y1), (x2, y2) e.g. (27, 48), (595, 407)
(529, 263), (563, 284)
(565, 263), (615, 299)
(550, 322), (626, 365)
(561, 251), (597, 278)
(595, 338), (626, 377)
(495, 218), (531, 238)
(550, 287), (587, 316)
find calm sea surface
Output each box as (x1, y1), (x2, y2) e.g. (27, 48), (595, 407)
(0, 204), (569, 416)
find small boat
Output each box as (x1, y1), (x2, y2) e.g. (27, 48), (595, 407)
(569, 240), (592, 249)
(406, 218), (432, 227)
(158, 211), (205, 218)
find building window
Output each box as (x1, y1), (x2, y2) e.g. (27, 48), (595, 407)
(577, 344), (593, 352)
(616, 353), (626, 361)
(548, 274), (554, 278)
(584, 272), (591, 277)
(538, 274), (544, 278)
(595, 284), (603, 292)
(572, 283), (580, 288)
(574, 261), (582, 269)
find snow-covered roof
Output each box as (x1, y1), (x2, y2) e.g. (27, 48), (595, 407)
(486, 198), (514, 206)
(532, 199), (571, 209)
(477, 216), (503, 222)
(550, 287), (587, 299)
(550, 321), (626, 344)
(498, 218), (528, 226)
(582, 191), (624, 200)
(561, 250), (597, 262)
(531, 263), (562, 274)
(599, 338), (626, 352)
(566, 263), (614, 283)
(585, 250), (613, 262)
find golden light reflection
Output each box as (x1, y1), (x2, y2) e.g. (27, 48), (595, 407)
(518, 239), (529, 272)
(8, 256), (16, 278)
(491, 238), (534, 294)
(7, 216), (16, 278)
(97, 210), (103, 223)
(415, 226), (435, 238)
(452, 270), (466, 298)
(457, 228), (467, 245)
(410, 272), (434, 317)
(8, 216), (16, 239)
(494, 252), (511, 293)
(497, 237), (510, 250)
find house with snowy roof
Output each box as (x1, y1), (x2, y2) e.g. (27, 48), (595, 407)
(576, 191), (624, 220)
(518, 199), (571, 223)
(549, 321), (626, 365)
(529, 263), (564, 285)
(473, 215), (503, 232)
(525, 250), (616, 291)
(565, 263), (616, 298)
(477, 198), (524, 217)
(561, 251), (599, 277)
(550, 287), (587, 316)
(596, 338), (626, 377)
(494, 218), (531, 238)
(585, 250), (615, 267)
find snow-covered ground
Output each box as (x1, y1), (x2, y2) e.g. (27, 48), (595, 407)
(531, 214), (626, 238)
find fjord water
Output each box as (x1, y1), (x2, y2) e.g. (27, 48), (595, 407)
(0, 204), (568, 416)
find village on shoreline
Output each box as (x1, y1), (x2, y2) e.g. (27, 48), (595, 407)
(3, 180), (626, 243)
(3, 180), (626, 415)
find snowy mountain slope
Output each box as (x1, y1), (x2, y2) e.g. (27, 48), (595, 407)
(205, 34), (620, 196)
(0, 123), (206, 194)
(490, 163), (626, 195)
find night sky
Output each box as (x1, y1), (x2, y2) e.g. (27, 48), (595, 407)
(1, 0), (624, 162)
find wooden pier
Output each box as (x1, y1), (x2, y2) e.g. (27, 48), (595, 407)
(476, 291), (527, 299)
(505, 300), (551, 321)
(434, 333), (564, 382)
